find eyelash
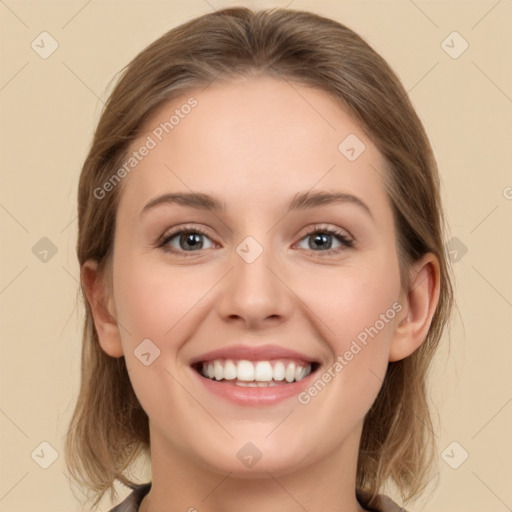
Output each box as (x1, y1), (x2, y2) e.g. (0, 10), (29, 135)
(156, 224), (354, 257)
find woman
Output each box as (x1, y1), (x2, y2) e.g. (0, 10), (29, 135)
(65, 7), (454, 512)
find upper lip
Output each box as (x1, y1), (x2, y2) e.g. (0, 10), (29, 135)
(189, 344), (319, 365)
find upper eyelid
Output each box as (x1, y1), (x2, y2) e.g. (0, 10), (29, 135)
(301, 225), (352, 239)
(159, 224), (351, 238)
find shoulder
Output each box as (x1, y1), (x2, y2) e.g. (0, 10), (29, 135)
(108, 482), (152, 512)
(357, 490), (409, 512)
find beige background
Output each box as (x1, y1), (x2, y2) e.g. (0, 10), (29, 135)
(1, 0), (511, 511)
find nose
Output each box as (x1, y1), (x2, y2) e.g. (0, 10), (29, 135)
(216, 241), (294, 330)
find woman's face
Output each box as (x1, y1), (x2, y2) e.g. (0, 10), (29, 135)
(93, 75), (419, 476)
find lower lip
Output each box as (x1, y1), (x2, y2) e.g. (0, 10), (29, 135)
(191, 367), (317, 406)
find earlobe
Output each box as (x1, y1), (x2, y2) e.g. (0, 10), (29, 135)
(81, 260), (124, 358)
(389, 253), (441, 362)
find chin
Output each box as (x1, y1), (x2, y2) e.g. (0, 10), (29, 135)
(194, 441), (312, 478)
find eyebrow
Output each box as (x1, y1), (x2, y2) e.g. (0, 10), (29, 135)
(140, 190), (374, 221)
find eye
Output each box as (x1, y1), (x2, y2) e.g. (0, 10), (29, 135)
(158, 227), (215, 254)
(156, 225), (354, 256)
(296, 226), (354, 254)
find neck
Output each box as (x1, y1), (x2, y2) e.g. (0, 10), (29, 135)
(141, 422), (368, 512)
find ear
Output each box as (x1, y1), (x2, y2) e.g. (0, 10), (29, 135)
(389, 253), (441, 362)
(81, 260), (124, 358)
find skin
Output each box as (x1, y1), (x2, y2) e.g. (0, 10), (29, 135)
(83, 75), (440, 512)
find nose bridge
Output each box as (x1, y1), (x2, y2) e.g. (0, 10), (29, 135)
(238, 242), (273, 285)
(232, 234), (279, 298)
(216, 234), (291, 326)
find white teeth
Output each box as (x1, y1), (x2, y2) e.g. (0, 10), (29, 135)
(236, 380), (278, 387)
(285, 363), (296, 383)
(254, 361), (273, 381)
(223, 360), (237, 380)
(273, 361), (285, 381)
(214, 360), (223, 381)
(295, 366), (306, 381)
(199, 358), (313, 383)
(237, 360), (255, 381)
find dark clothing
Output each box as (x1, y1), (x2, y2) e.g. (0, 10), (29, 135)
(109, 482), (408, 512)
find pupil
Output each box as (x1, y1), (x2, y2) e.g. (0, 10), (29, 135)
(311, 233), (331, 250)
(182, 233), (202, 250)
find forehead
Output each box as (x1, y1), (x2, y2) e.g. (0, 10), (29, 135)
(118, 75), (389, 217)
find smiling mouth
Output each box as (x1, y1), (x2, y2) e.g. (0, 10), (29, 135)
(191, 359), (320, 387)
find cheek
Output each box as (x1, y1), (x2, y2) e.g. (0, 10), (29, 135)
(298, 258), (402, 351)
(113, 256), (213, 343)
(303, 259), (401, 413)
(295, 256), (401, 405)
(296, 274), (400, 435)
(111, 258), (207, 420)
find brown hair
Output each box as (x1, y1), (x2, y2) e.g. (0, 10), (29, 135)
(65, 6), (454, 509)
